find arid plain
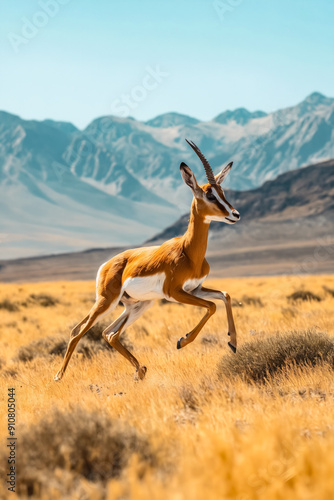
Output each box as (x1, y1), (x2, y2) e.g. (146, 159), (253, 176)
(1, 274), (334, 499)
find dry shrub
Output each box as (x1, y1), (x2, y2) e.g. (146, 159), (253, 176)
(15, 335), (112, 363)
(26, 293), (59, 307)
(201, 334), (221, 346)
(218, 330), (334, 383)
(15, 320), (134, 363)
(179, 386), (200, 412)
(231, 298), (243, 307)
(287, 290), (322, 302)
(1, 368), (17, 378)
(6, 407), (153, 497)
(241, 295), (263, 307)
(281, 306), (297, 318)
(0, 298), (19, 312)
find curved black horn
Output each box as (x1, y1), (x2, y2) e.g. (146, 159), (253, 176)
(185, 139), (216, 185)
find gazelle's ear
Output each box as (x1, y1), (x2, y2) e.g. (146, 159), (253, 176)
(180, 162), (200, 195)
(215, 161), (233, 185)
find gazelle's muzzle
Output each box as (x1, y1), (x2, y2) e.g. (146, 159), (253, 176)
(225, 210), (240, 224)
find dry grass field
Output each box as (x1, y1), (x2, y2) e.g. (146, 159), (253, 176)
(1, 274), (334, 499)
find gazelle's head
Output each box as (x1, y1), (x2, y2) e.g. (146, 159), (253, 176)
(180, 139), (240, 225)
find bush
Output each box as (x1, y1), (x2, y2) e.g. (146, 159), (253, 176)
(231, 298), (243, 308)
(287, 290), (321, 302)
(179, 386), (200, 412)
(0, 299), (19, 312)
(218, 330), (334, 383)
(241, 295), (263, 307)
(201, 334), (221, 346)
(15, 335), (112, 363)
(28, 293), (59, 307)
(15, 320), (134, 363)
(2, 407), (153, 497)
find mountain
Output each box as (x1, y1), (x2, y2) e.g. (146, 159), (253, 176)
(0, 113), (178, 259)
(213, 108), (267, 125)
(73, 91), (334, 200)
(1, 158), (333, 282)
(145, 112), (200, 128)
(1, 92), (334, 259)
(149, 158), (334, 243)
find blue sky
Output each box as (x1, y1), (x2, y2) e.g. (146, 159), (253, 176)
(1, 0), (333, 128)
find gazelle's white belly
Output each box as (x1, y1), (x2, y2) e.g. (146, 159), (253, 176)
(122, 273), (207, 301)
(123, 273), (166, 301)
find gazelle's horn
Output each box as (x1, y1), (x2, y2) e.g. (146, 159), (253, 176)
(185, 139), (216, 185)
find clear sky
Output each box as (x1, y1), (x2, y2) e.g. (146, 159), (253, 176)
(1, 0), (333, 128)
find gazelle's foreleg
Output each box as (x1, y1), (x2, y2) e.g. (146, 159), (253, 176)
(170, 289), (216, 349)
(102, 300), (153, 379)
(191, 286), (237, 352)
(54, 296), (119, 381)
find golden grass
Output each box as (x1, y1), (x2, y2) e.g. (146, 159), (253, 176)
(1, 274), (334, 499)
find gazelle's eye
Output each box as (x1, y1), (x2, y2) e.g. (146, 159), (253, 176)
(206, 192), (216, 202)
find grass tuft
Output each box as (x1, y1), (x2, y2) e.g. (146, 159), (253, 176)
(15, 335), (112, 363)
(218, 330), (334, 383)
(4, 407), (153, 497)
(241, 295), (263, 307)
(0, 299), (19, 312)
(27, 293), (59, 307)
(14, 320), (135, 363)
(287, 290), (322, 302)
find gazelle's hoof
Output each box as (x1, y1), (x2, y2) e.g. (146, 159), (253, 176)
(177, 333), (190, 349)
(136, 366), (147, 380)
(228, 342), (237, 354)
(53, 371), (63, 381)
(177, 337), (184, 349)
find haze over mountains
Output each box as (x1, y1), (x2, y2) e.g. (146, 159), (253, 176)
(0, 91), (333, 259)
(1, 158), (333, 282)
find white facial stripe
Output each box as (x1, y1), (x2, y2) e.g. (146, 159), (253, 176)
(212, 187), (232, 215)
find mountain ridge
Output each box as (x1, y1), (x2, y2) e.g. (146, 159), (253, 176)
(1, 92), (334, 258)
(1, 157), (333, 282)
(147, 157), (334, 243)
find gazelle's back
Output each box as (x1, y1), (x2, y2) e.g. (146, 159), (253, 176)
(97, 237), (187, 297)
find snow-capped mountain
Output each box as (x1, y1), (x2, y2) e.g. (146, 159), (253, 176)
(1, 92), (333, 259)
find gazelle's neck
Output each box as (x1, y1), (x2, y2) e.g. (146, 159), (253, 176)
(182, 199), (210, 266)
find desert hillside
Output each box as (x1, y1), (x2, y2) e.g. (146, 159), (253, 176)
(1, 158), (333, 282)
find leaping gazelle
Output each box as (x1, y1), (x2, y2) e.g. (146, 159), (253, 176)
(54, 139), (240, 381)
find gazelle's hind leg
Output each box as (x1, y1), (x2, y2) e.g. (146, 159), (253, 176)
(54, 295), (120, 381)
(191, 286), (237, 352)
(102, 299), (153, 380)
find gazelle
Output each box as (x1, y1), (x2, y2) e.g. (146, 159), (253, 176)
(54, 139), (240, 381)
